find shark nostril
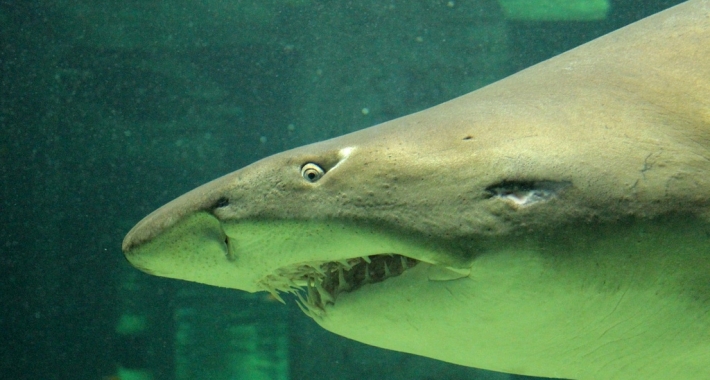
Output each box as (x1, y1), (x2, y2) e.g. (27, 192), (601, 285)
(213, 197), (230, 209)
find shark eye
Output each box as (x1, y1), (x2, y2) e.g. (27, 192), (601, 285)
(301, 163), (325, 182)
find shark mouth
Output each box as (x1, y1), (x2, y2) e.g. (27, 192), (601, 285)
(259, 254), (419, 317)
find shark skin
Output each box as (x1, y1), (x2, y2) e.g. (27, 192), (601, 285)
(122, 1), (710, 379)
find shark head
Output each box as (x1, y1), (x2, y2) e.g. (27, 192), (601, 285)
(121, 111), (577, 305)
(122, 1), (710, 378)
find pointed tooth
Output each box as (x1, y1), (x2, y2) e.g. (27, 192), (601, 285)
(295, 298), (316, 319)
(312, 265), (325, 276)
(384, 261), (391, 277)
(259, 282), (273, 293)
(273, 282), (288, 292)
(315, 280), (334, 304)
(307, 278), (318, 303)
(269, 291), (286, 304)
(365, 264), (371, 282)
(338, 266), (348, 292)
(295, 291), (311, 312)
(295, 298), (308, 313)
(362, 256), (371, 263)
(400, 256), (408, 269)
(338, 260), (352, 270)
(338, 266), (345, 283)
(295, 289), (308, 305)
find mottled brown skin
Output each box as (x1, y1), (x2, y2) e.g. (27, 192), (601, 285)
(123, 1), (710, 379)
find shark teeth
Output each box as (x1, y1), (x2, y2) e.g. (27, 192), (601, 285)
(259, 254), (419, 316)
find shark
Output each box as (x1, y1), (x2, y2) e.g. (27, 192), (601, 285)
(122, 1), (710, 379)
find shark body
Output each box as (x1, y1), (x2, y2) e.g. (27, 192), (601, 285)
(123, 1), (710, 379)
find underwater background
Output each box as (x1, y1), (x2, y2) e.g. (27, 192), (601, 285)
(0, 0), (685, 379)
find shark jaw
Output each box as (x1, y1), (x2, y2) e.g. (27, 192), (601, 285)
(259, 253), (421, 316)
(124, 212), (467, 310)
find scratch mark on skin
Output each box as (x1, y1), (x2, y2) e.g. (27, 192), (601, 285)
(597, 287), (631, 340)
(640, 151), (660, 179)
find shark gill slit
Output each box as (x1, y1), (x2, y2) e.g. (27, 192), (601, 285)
(485, 180), (571, 206)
